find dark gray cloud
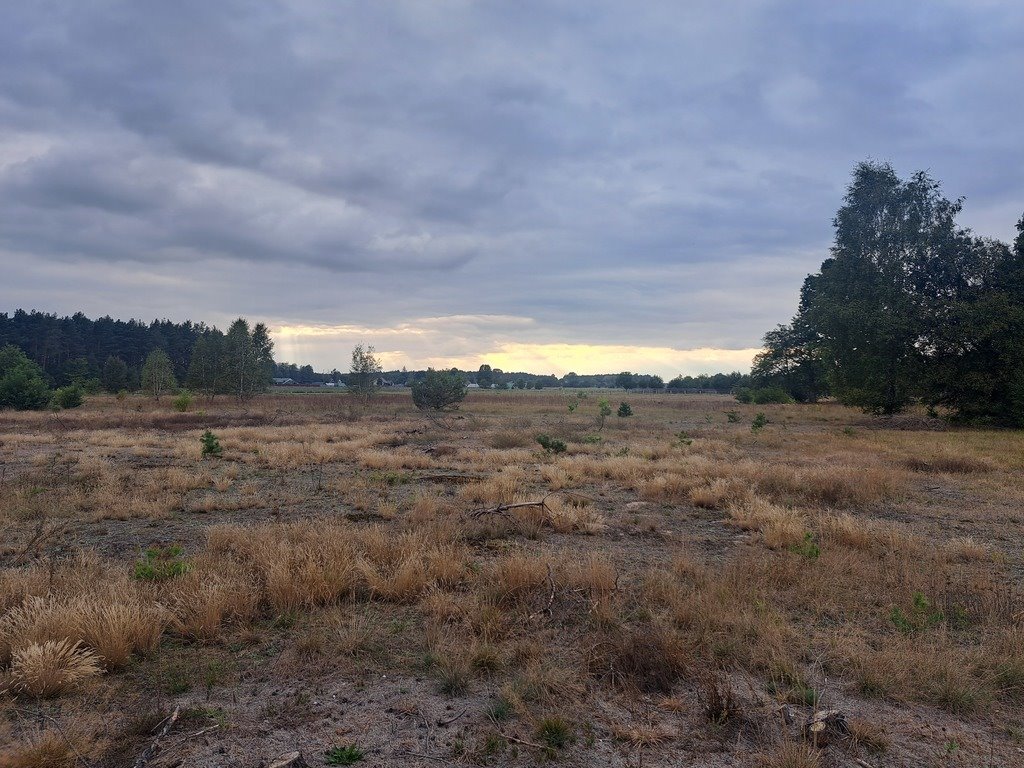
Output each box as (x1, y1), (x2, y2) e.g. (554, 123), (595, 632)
(2, 0), (1022, 372)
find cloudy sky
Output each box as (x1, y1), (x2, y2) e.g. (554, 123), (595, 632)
(2, 1), (1022, 376)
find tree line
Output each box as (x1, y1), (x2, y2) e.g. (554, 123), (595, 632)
(753, 160), (1024, 426)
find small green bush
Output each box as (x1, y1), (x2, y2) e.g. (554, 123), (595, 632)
(617, 402), (632, 417)
(725, 411), (741, 423)
(134, 545), (190, 581)
(51, 384), (84, 410)
(200, 429), (223, 459)
(536, 717), (573, 750)
(751, 412), (768, 433)
(173, 391), (193, 412)
(752, 387), (794, 405)
(890, 592), (945, 634)
(734, 387), (753, 404)
(789, 532), (820, 560)
(325, 745), (364, 765)
(537, 434), (567, 454)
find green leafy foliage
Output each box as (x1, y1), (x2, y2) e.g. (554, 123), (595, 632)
(751, 412), (768, 433)
(200, 430), (223, 459)
(141, 349), (178, 400)
(51, 384), (84, 410)
(536, 434), (567, 454)
(134, 545), (190, 581)
(617, 401), (632, 417)
(411, 368), (467, 411)
(173, 391), (193, 412)
(890, 592), (945, 634)
(763, 161), (1024, 423)
(325, 745), (364, 765)
(349, 344), (382, 399)
(536, 717), (573, 751)
(0, 344), (51, 410)
(789, 532), (820, 560)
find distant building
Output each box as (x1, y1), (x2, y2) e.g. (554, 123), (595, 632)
(272, 377), (296, 386)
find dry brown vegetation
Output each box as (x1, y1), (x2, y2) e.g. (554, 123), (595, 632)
(1, 391), (1023, 766)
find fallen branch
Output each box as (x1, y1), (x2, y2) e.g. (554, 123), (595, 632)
(436, 707), (468, 727)
(398, 750), (449, 763)
(418, 473), (477, 484)
(132, 705), (180, 768)
(468, 499), (551, 519)
(498, 732), (547, 751)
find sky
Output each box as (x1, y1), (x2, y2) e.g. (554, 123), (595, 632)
(2, 1), (1022, 377)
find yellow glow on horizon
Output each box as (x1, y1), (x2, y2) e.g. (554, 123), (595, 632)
(432, 343), (760, 376)
(270, 323), (759, 377)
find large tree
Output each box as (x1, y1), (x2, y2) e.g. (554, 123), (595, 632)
(799, 161), (964, 414)
(141, 348), (177, 400)
(766, 161), (1024, 425)
(221, 318), (274, 400)
(101, 355), (129, 393)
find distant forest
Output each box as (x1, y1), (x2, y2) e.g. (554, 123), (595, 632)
(0, 309), (747, 392)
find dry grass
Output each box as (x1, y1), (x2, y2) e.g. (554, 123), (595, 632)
(1, 391), (1022, 765)
(9, 639), (101, 698)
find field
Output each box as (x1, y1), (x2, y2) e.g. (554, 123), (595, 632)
(1, 391), (1022, 767)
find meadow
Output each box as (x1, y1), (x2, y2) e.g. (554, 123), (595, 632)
(0, 391), (1022, 767)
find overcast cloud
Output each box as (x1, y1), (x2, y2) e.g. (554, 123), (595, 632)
(2, 1), (1022, 375)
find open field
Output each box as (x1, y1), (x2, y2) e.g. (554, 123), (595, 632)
(1, 391), (1022, 767)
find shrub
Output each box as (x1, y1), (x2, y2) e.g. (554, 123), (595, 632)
(597, 399), (613, 429)
(51, 384), (84, 410)
(173, 391), (193, 412)
(0, 344), (51, 410)
(751, 412), (768, 433)
(752, 387), (794, 405)
(200, 430), (223, 459)
(325, 745), (364, 765)
(734, 387), (754, 403)
(536, 717), (573, 750)
(134, 545), (190, 581)
(617, 402), (633, 417)
(411, 368), (468, 411)
(536, 434), (567, 454)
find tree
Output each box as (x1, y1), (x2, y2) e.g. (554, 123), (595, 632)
(101, 356), (129, 393)
(615, 372), (636, 390)
(349, 344), (382, 398)
(750, 323), (827, 403)
(141, 349), (177, 400)
(799, 161), (964, 414)
(0, 344), (50, 410)
(221, 318), (274, 400)
(477, 364), (494, 389)
(250, 322), (276, 388)
(411, 368), (468, 411)
(764, 161), (1024, 424)
(187, 331), (225, 398)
